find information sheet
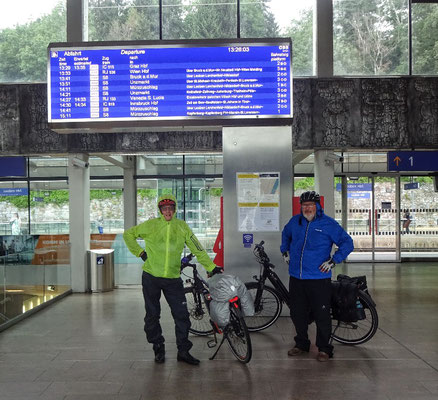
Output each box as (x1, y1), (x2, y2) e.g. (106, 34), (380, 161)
(237, 172), (280, 232)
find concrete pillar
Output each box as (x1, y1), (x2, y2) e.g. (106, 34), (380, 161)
(68, 154), (90, 292)
(314, 150), (335, 218)
(314, 0), (333, 77)
(123, 156), (137, 230)
(223, 126), (293, 282)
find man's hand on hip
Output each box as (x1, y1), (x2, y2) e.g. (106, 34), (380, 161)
(319, 258), (335, 273)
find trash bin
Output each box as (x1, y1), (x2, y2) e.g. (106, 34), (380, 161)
(87, 249), (114, 292)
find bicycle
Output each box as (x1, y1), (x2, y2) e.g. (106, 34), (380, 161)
(181, 254), (252, 363)
(244, 241), (379, 345)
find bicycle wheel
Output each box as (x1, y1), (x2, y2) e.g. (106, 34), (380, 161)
(184, 285), (214, 336)
(331, 290), (379, 345)
(225, 305), (252, 363)
(244, 282), (282, 332)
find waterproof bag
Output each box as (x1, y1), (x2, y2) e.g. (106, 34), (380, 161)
(209, 274), (254, 327)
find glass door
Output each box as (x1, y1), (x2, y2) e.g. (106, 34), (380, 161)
(345, 176), (400, 262)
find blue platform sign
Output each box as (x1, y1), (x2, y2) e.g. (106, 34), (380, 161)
(0, 188), (28, 196)
(348, 192), (370, 199)
(336, 183), (372, 191)
(388, 151), (438, 171)
(404, 182), (419, 190)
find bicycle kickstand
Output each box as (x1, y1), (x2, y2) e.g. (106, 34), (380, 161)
(208, 330), (227, 361)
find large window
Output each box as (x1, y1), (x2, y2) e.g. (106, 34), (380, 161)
(88, 0), (160, 41)
(0, 0), (66, 83)
(333, 0), (409, 75)
(242, 0), (314, 76)
(163, 0), (237, 39)
(412, 2), (438, 75)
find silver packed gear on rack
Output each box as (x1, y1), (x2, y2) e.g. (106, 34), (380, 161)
(209, 274), (254, 327)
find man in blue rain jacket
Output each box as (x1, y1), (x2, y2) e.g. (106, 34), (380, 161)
(280, 191), (354, 361)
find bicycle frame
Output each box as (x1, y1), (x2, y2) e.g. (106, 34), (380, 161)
(183, 261), (212, 311)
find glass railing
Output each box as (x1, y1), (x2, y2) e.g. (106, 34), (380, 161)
(0, 235), (71, 331)
(0, 220), (126, 235)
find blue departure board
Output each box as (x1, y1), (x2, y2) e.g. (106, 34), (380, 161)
(47, 39), (292, 133)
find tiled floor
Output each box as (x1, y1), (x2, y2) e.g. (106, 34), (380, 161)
(1, 262), (437, 400)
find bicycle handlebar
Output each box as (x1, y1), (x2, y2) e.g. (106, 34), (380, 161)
(253, 241), (272, 265)
(181, 253), (196, 271)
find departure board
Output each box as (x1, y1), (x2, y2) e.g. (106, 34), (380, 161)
(47, 39), (292, 132)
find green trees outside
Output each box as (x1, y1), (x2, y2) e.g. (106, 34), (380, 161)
(1, 0), (437, 82)
(333, 0), (409, 75)
(88, 0), (160, 41)
(412, 3), (438, 75)
(285, 7), (313, 76)
(0, 2), (66, 82)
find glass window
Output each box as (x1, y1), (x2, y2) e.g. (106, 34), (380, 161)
(29, 157), (68, 178)
(163, 0), (237, 39)
(185, 177), (222, 253)
(241, 0), (314, 76)
(90, 180), (124, 234)
(0, 182), (29, 235)
(185, 154), (223, 175)
(137, 155), (183, 176)
(29, 181), (69, 235)
(0, 1), (66, 83)
(89, 156), (123, 177)
(400, 176), (438, 255)
(333, 0), (409, 75)
(87, 0), (159, 41)
(412, 2), (438, 75)
(294, 177), (315, 197)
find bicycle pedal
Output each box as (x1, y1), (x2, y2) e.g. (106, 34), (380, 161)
(207, 339), (217, 348)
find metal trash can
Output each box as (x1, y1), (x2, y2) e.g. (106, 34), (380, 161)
(87, 249), (114, 292)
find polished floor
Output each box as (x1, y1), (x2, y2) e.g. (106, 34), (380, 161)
(1, 262), (437, 400)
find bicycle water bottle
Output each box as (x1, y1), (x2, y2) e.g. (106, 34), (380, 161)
(356, 299), (366, 320)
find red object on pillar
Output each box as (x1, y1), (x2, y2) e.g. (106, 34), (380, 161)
(213, 196), (224, 267)
(292, 196), (324, 216)
(375, 209), (378, 235)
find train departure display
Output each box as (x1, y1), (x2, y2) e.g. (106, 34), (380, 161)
(47, 39), (292, 132)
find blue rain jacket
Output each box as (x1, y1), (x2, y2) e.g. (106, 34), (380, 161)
(280, 203), (354, 279)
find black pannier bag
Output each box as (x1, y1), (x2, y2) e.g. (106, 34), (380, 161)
(331, 276), (360, 323)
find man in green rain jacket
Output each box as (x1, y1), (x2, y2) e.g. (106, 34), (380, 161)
(123, 194), (220, 365)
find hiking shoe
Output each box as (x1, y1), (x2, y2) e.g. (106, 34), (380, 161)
(316, 351), (330, 362)
(288, 347), (305, 356)
(177, 351), (200, 365)
(153, 344), (165, 363)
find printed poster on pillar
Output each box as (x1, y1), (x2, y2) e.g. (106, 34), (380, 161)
(237, 172), (280, 232)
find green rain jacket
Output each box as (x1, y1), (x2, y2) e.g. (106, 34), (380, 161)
(123, 194), (216, 278)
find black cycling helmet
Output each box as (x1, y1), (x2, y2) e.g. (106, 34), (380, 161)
(300, 191), (320, 204)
